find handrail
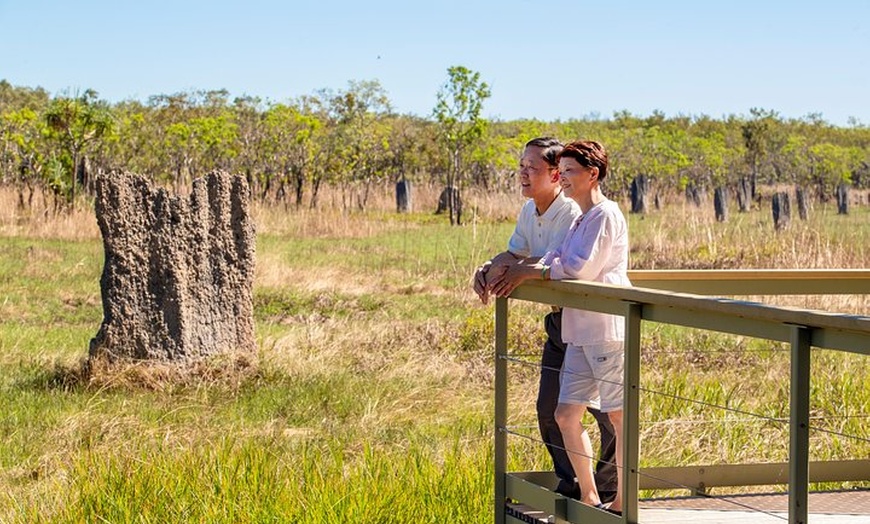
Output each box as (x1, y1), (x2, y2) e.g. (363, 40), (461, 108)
(495, 269), (870, 524)
(627, 268), (870, 295)
(511, 279), (869, 355)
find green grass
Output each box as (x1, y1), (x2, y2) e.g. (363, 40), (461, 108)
(1, 203), (868, 522)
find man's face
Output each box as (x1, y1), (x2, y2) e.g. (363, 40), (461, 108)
(519, 146), (558, 199)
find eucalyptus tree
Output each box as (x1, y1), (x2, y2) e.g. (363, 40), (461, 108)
(103, 100), (162, 178)
(44, 89), (113, 207)
(433, 65), (491, 225)
(318, 80), (393, 211)
(808, 142), (861, 204)
(148, 89), (239, 188)
(186, 110), (239, 177)
(382, 114), (427, 184)
(149, 92), (196, 188)
(466, 126), (519, 191)
(0, 106), (47, 207)
(604, 126), (644, 201)
(232, 95), (268, 192)
(602, 112), (692, 203)
(779, 136), (815, 218)
(781, 136), (814, 185)
(741, 108), (786, 197)
(656, 128), (693, 203)
(262, 100), (323, 206)
(389, 116), (442, 190)
(0, 80), (50, 113)
(688, 133), (742, 220)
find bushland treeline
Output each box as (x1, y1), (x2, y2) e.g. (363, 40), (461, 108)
(2, 78), (869, 214)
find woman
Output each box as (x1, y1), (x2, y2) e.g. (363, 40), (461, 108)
(491, 139), (630, 514)
(545, 139), (630, 514)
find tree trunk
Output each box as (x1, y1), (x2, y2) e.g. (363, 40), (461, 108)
(310, 176), (322, 209)
(685, 184), (701, 207)
(750, 167), (757, 200)
(89, 171), (256, 362)
(70, 150), (79, 210)
(294, 169), (305, 208)
(448, 150), (458, 225)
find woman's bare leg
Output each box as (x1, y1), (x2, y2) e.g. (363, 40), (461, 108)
(555, 403), (600, 506)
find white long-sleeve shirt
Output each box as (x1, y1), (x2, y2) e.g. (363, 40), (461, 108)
(507, 193), (580, 258)
(541, 198), (631, 345)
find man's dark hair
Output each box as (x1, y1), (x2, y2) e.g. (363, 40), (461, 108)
(525, 137), (563, 168)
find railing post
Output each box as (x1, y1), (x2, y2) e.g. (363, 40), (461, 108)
(789, 325), (811, 524)
(624, 302), (642, 523)
(495, 297), (508, 524)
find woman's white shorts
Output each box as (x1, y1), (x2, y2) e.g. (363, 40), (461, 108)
(558, 341), (624, 413)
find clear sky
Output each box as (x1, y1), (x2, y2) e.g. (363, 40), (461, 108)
(1, 0), (868, 126)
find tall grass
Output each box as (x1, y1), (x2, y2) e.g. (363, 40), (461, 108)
(0, 185), (867, 522)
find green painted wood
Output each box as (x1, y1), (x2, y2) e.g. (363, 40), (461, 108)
(495, 297), (509, 524)
(789, 326), (811, 524)
(624, 303), (642, 524)
(498, 271), (869, 524)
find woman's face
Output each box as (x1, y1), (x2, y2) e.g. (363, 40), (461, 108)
(558, 157), (595, 201)
(519, 146), (558, 199)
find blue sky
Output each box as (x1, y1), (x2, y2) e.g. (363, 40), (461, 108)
(1, 0), (868, 125)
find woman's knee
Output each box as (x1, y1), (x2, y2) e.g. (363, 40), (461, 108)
(555, 404), (584, 430)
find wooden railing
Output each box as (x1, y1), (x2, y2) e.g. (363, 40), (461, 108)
(495, 269), (870, 524)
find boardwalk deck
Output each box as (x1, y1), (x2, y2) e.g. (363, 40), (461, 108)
(508, 489), (870, 523)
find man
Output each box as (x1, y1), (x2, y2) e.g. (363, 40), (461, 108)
(473, 137), (617, 501)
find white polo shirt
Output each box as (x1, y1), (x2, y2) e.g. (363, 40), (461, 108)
(507, 192), (580, 258)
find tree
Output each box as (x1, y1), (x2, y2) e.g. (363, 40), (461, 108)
(808, 142), (860, 202)
(433, 66), (491, 225)
(0, 107), (46, 208)
(741, 108), (784, 199)
(231, 95), (267, 194)
(319, 80), (393, 211)
(262, 101), (322, 206)
(44, 89), (112, 207)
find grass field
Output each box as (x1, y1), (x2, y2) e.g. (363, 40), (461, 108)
(0, 185), (867, 522)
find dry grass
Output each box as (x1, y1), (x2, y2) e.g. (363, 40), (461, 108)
(0, 189), (100, 239)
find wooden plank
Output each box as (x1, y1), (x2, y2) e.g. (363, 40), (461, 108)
(637, 460), (870, 490)
(495, 298), (509, 524)
(627, 269), (870, 296)
(510, 280), (870, 354)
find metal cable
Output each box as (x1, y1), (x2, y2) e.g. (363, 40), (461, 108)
(501, 354), (870, 445)
(807, 424), (870, 446)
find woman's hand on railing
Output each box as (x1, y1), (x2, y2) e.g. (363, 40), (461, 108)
(490, 261), (544, 298)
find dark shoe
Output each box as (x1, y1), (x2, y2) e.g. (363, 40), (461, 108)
(555, 481), (582, 499)
(598, 490), (617, 504)
(594, 503), (622, 516)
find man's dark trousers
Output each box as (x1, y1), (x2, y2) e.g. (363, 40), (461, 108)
(539, 310), (618, 500)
